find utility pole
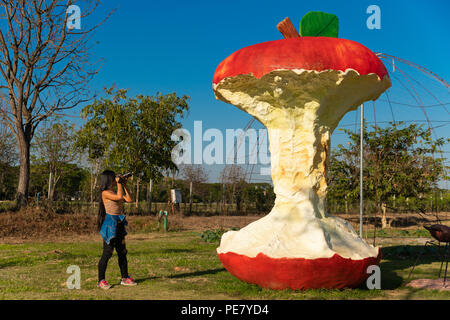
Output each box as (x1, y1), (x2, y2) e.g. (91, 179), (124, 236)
(359, 103), (364, 238)
(189, 181), (193, 215)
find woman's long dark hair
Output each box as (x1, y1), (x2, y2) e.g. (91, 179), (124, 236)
(97, 170), (116, 231)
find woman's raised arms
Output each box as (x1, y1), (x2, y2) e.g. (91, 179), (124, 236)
(102, 176), (133, 203)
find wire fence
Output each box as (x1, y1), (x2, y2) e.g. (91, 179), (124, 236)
(6, 193), (446, 218)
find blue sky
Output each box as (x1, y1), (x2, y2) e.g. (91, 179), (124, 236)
(67, 0), (449, 184)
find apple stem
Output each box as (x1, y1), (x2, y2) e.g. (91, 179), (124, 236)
(277, 17), (300, 39)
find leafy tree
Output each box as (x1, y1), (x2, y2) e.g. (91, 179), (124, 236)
(0, 1), (111, 206)
(0, 165), (18, 200)
(0, 118), (17, 164)
(328, 122), (448, 227)
(52, 163), (88, 200)
(29, 162), (88, 201)
(327, 148), (360, 213)
(76, 87), (190, 207)
(179, 165), (209, 186)
(33, 120), (77, 200)
(220, 165), (247, 213)
(0, 119), (18, 199)
(244, 183), (275, 213)
(179, 164), (209, 209)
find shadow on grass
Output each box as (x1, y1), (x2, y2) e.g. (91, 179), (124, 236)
(135, 267), (226, 284)
(0, 250), (90, 269)
(380, 244), (447, 290)
(0, 260), (23, 269)
(379, 260), (404, 290)
(160, 248), (195, 254)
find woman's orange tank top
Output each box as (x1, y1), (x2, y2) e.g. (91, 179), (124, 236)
(103, 193), (124, 215)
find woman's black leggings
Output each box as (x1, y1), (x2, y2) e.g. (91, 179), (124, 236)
(98, 230), (129, 281)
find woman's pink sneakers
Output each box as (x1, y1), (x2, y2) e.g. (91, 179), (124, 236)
(97, 279), (111, 290)
(120, 277), (137, 286)
(98, 278), (136, 289)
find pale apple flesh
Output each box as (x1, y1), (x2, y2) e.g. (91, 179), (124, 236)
(213, 68), (391, 263)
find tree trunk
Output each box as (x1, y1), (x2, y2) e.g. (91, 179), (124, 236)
(147, 179), (153, 215)
(90, 161), (99, 203)
(48, 171), (54, 201)
(48, 171), (61, 201)
(236, 194), (241, 214)
(90, 170), (94, 203)
(381, 202), (387, 229)
(235, 185), (242, 214)
(136, 177), (140, 208)
(16, 132), (31, 208)
(345, 195), (348, 214)
(221, 183), (225, 214)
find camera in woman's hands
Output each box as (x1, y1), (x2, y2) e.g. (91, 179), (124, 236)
(116, 172), (133, 184)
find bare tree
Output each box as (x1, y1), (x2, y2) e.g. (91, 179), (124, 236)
(220, 165), (246, 213)
(87, 156), (104, 203)
(179, 164), (209, 213)
(179, 164), (209, 186)
(0, 115), (18, 198)
(0, 1), (113, 206)
(33, 119), (77, 200)
(220, 165), (245, 185)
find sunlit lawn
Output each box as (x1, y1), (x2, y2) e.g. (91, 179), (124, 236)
(0, 231), (449, 300)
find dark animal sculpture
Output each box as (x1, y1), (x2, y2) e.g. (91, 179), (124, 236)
(408, 224), (449, 286)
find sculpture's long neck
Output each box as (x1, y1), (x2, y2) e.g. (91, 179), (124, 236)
(267, 120), (331, 219)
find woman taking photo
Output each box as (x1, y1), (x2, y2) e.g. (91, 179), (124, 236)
(97, 170), (137, 289)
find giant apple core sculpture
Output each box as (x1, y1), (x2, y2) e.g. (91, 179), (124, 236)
(212, 36), (391, 289)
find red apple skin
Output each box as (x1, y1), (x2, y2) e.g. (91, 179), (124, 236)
(218, 249), (382, 290)
(213, 37), (389, 85)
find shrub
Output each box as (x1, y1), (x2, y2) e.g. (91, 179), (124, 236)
(199, 228), (239, 243)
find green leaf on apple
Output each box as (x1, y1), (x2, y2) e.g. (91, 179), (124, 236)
(299, 11), (339, 38)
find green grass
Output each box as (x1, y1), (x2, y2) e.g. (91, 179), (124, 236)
(0, 200), (16, 213)
(366, 228), (432, 238)
(0, 231), (449, 300)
